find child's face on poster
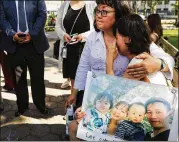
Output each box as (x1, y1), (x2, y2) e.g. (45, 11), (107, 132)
(128, 104), (145, 123)
(96, 98), (110, 114)
(111, 104), (128, 121)
(146, 102), (169, 128)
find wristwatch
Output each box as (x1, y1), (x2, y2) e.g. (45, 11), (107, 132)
(159, 58), (166, 71)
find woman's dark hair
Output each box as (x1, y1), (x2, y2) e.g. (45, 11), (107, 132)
(114, 13), (151, 55)
(147, 14), (163, 38)
(94, 0), (132, 32)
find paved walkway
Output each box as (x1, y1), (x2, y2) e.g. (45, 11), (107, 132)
(0, 36), (71, 141)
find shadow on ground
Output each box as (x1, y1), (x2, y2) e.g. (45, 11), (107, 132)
(0, 124), (68, 141)
(0, 94), (69, 141)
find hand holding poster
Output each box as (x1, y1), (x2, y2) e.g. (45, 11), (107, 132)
(77, 72), (178, 141)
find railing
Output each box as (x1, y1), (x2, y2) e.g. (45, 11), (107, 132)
(159, 38), (178, 87)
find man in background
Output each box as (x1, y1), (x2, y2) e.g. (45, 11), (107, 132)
(1, 0), (49, 117)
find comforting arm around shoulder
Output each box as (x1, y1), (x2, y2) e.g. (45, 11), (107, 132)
(150, 42), (175, 80)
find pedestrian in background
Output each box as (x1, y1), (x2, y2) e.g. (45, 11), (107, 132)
(147, 14), (163, 44)
(0, 50), (14, 92)
(1, 0), (49, 117)
(0, 1), (4, 112)
(55, 0), (96, 93)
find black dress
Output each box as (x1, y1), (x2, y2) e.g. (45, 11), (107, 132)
(63, 5), (90, 79)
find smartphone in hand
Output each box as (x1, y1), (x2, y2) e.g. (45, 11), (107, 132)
(18, 34), (26, 38)
(69, 33), (78, 44)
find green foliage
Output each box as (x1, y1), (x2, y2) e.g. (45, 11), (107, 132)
(142, 117), (153, 133)
(147, 0), (163, 13)
(163, 29), (179, 49)
(172, 1), (179, 15)
(45, 13), (56, 31)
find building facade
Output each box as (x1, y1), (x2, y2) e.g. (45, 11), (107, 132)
(136, 0), (176, 17)
(45, 1), (63, 15)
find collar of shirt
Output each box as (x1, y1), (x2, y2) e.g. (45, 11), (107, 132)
(15, 0), (29, 33)
(95, 31), (106, 49)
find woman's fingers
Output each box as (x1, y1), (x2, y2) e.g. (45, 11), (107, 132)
(126, 67), (148, 75)
(64, 34), (71, 43)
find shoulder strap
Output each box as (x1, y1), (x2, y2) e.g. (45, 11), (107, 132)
(69, 5), (84, 35)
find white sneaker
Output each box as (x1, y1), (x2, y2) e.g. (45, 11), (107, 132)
(61, 80), (70, 89)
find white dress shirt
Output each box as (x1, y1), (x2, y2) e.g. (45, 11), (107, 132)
(15, 0), (29, 33)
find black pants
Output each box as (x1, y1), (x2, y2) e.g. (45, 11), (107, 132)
(8, 43), (45, 111)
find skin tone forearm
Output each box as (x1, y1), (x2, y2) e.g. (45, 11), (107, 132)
(72, 88), (78, 98)
(65, 88), (79, 110)
(127, 52), (170, 78)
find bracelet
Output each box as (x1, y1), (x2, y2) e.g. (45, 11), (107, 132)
(158, 58), (166, 71)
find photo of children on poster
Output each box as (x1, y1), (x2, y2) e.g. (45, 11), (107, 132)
(76, 72), (178, 141)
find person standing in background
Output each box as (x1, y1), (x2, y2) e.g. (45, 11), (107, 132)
(0, 1), (4, 112)
(147, 14), (163, 44)
(0, 51), (14, 92)
(0, 1), (14, 92)
(55, 0), (96, 93)
(1, 0), (49, 117)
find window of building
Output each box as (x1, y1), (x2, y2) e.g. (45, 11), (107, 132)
(157, 8), (161, 12)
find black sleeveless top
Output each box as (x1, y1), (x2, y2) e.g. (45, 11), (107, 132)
(63, 5), (90, 35)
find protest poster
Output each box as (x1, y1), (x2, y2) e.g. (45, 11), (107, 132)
(77, 72), (178, 141)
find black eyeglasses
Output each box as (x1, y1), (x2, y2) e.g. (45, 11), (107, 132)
(95, 9), (115, 17)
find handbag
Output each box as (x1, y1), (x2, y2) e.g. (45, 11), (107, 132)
(53, 39), (60, 60)
(61, 5), (84, 59)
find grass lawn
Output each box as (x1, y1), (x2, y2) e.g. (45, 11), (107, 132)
(163, 29), (178, 49)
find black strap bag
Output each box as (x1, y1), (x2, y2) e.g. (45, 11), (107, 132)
(53, 39), (60, 60)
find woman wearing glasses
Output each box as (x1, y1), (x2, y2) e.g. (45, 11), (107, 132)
(66, 0), (174, 140)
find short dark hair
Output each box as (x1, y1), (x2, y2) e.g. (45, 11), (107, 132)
(94, 0), (131, 32)
(94, 92), (113, 109)
(114, 13), (151, 55)
(147, 14), (163, 38)
(145, 97), (171, 112)
(129, 102), (146, 113)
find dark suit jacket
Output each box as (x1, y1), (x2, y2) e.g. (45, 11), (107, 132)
(1, 0), (49, 54)
(0, 2), (3, 50)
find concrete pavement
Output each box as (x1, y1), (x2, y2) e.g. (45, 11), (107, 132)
(0, 35), (71, 141)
